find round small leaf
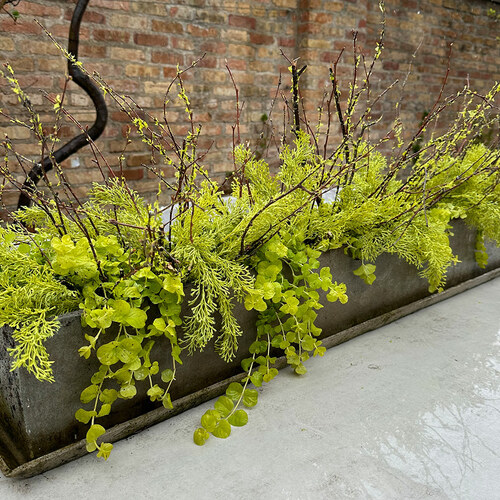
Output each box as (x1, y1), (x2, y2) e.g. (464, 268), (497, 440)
(153, 317), (167, 331)
(147, 384), (164, 402)
(226, 382), (243, 401)
(295, 364), (307, 375)
(227, 409), (248, 427)
(212, 419), (231, 439)
(193, 428), (210, 446)
(86, 424), (106, 444)
(90, 369), (106, 385)
(133, 366), (150, 381)
(201, 411), (219, 432)
(161, 368), (175, 383)
(126, 307), (148, 329)
(99, 388), (119, 404)
(113, 368), (131, 384)
(86, 441), (97, 452)
(250, 372), (264, 387)
(263, 368), (279, 383)
(214, 395), (234, 417)
(97, 403), (111, 418)
(97, 442), (113, 460)
(75, 408), (96, 424)
(241, 358), (253, 372)
(115, 337), (142, 364)
(125, 357), (142, 371)
(249, 341), (266, 354)
(242, 389), (258, 408)
(97, 343), (119, 366)
(119, 385), (137, 399)
(80, 385), (99, 404)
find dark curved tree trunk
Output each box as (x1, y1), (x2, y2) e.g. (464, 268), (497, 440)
(17, 0), (107, 209)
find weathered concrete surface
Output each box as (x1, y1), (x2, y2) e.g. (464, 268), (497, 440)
(1, 277), (499, 499)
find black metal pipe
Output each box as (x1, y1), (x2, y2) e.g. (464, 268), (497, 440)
(17, 0), (108, 209)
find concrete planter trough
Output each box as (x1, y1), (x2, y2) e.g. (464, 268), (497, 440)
(1, 219), (499, 478)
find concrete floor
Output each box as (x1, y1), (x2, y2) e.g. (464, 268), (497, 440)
(1, 277), (499, 500)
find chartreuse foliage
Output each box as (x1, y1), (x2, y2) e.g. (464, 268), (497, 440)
(0, 227), (79, 381)
(2, 131), (499, 456)
(1, 43), (499, 457)
(7, 180), (186, 458)
(194, 232), (349, 444)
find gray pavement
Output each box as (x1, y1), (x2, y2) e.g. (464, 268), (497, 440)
(1, 277), (499, 500)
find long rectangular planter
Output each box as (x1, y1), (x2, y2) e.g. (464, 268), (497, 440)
(1, 220), (499, 478)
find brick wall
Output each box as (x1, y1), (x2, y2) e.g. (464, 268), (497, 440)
(365, 0), (500, 144)
(0, 0), (499, 214)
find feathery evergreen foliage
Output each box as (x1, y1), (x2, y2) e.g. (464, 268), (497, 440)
(0, 227), (79, 381)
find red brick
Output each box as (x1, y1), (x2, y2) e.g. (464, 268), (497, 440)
(16, 75), (54, 89)
(333, 40), (347, 51)
(250, 33), (274, 45)
(126, 154), (152, 167)
(109, 139), (145, 153)
(197, 11), (226, 24)
(383, 61), (400, 71)
(152, 52), (184, 65)
(0, 189), (22, 207)
(65, 9), (106, 24)
(18, 3), (62, 17)
(171, 37), (194, 51)
(8, 57), (34, 72)
(200, 41), (227, 54)
(298, 23), (322, 35)
(79, 44), (108, 58)
(152, 20), (184, 34)
(125, 64), (161, 78)
(299, 0), (322, 8)
(312, 13), (334, 24)
(197, 57), (218, 68)
(105, 79), (140, 93)
(0, 0), (498, 204)
(0, 209), (14, 223)
(320, 51), (337, 63)
(279, 37), (295, 47)
(225, 59), (247, 71)
(84, 11), (107, 24)
(93, 29), (129, 43)
(163, 67), (178, 78)
(134, 33), (169, 47)
(57, 125), (74, 139)
(0, 35), (14, 51)
(50, 25), (90, 39)
(187, 25), (219, 38)
(0, 19), (42, 35)
(300, 10), (333, 24)
(112, 111), (132, 123)
(89, 0), (129, 10)
(228, 15), (257, 30)
(110, 47), (145, 62)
